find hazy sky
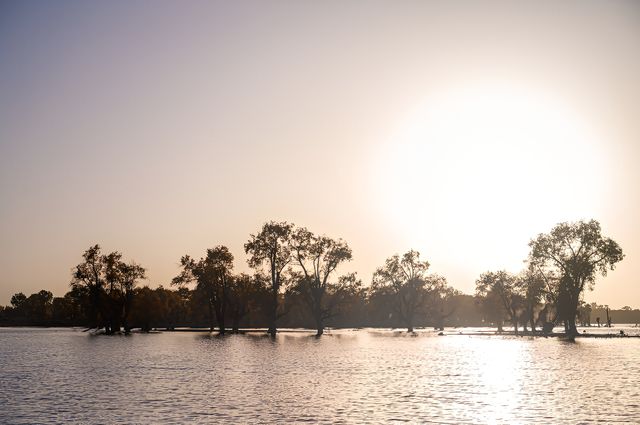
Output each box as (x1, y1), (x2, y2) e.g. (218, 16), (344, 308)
(1, 1), (639, 307)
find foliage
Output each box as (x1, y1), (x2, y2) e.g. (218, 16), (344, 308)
(289, 226), (353, 335)
(528, 220), (624, 334)
(371, 250), (453, 332)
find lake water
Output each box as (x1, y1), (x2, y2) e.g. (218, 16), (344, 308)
(1, 327), (639, 424)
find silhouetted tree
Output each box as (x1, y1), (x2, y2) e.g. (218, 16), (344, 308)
(516, 267), (546, 333)
(71, 244), (146, 333)
(371, 250), (446, 332)
(71, 245), (106, 330)
(528, 220), (624, 335)
(118, 261), (146, 332)
(427, 282), (459, 331)
(228, 273), (269, 333)
(245, 221), (294, 336)
(476, 271), (522, 335)
(51, 295), (79, 325)
(129, 286), (162, 332)
(577, 301), (592, 326)
(10, 293), (27, 309)
(172, 246), (234, 334)
(290, 227), (353, 336)
(26, 290), (53, 325)
(327, 273), (368, 328)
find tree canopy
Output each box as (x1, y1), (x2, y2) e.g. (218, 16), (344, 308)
(528, 220), (624, 334)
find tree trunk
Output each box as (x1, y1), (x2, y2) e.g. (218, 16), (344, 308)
(268, 288), (278, 337)
(123, 293), (131, 334)
(215, 305), (225, 335)
(567, 295), (579, 335)
(529, 310), (536, 334)
(232, 314), (240, 333)
(314, 312), (324, 336)
(208, 301), (214, 332)
(312, 293), (324, 337)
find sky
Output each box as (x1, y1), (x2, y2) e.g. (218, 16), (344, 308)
(1, 0), (639, 307)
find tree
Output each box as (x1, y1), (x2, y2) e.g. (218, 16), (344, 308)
(228, 273), (269, 333)
(26, 290), (54, 325)
(426, 277), (459, 331)
(10, 293), (27, 309)
(71, 245), (107, 331)
(290, 227), (353, 336)
(475, 271), (521, 335)
(8, 291), (52, 325)
(245, 221), (294, 336)
(172, 246), (234, 334)
(129, 286), (163, 332)
(528, 220), (624, 335)
(516, 267), (546, 333)
(118, 261), (146, 332)
(371, 250), (446, 332)
(328, 273), (368, 328)
(71, 244), (146, 334)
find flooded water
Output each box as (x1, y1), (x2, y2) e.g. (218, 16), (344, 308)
(1, 327), (639, 424)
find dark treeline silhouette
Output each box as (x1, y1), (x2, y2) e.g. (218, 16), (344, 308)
(0, 219), (626, 336)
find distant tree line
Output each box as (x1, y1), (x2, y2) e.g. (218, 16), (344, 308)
(0, 220), (626, 336)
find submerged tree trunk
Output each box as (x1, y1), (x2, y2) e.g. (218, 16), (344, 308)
(215, 309), (225, 335)
(406, 315), (414, 333)
(232, 314), (240, 333)
(314, 310), (324, 336)
(268, 288), (278, 337)
(566, 293), (580, 336)
(529, 310), (536, 334)
(123, 292), (132, 334)
(434, 311), (445, 331)
(311, 288), (325, 337)
(208, 301), (215, 332)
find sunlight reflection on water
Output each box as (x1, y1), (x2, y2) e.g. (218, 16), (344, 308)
(1, 328), (639, 424)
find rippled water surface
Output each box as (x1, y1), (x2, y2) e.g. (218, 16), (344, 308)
(1, 327), (639, 424)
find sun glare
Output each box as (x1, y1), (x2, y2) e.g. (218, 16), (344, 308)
(372, 82), (610, 276)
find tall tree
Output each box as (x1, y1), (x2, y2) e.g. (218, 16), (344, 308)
(71, 245), (146, 333)
(245, 221), (294, 336)
(516, 267), (546, 333)
(371, 250), (446, 332)
(528, 220), (624, 335)
(426, 277), (459, 331)
(71, 245), (106, 331)
(475, 270), (521, 335)
(290, 227), (353, 335)
(118, 261), (146, 333)
(172, 246), (234, 334)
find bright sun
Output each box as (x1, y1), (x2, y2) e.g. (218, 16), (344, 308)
(372, 81), (611, 282)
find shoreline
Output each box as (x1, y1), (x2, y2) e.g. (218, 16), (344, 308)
(3, 325), (640, 338)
